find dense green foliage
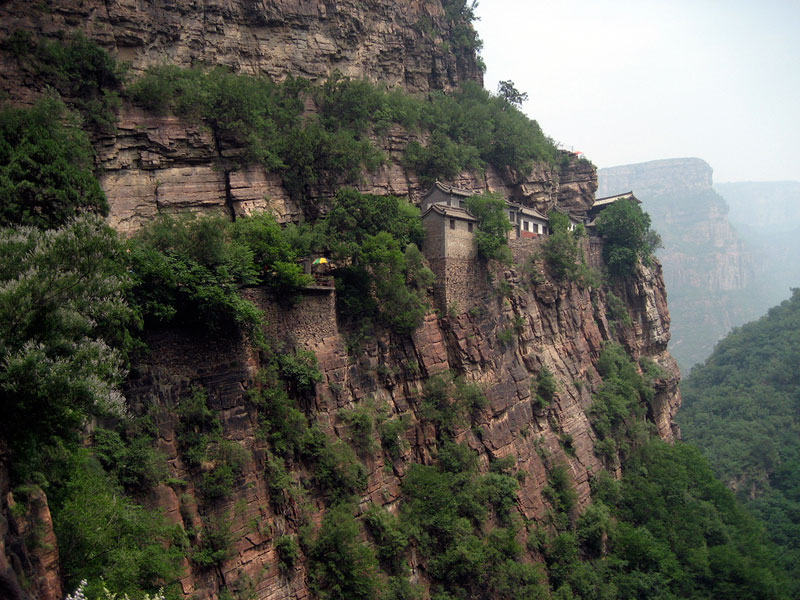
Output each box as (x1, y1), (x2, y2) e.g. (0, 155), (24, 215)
(127, 211), (315, 339)
(0, 98), (108, 228)
(679, 289), (800, 592)
(401, 447), (545, 599)
(442, 0), (483, 56)
(559, 440), (787, 600)
(524, 346), (789, 599)
(463, 191), (513, 262)
(47, 449), (185, 598)
(128, 67), (559, 202)
(7, 30), (124, 129)
(596, 199), (662, 277)
(404, 82), (558, 182)
(588, 343), (654, 467)
(322, 188), (433, 335)
(307, 504), (380, 600)
(0, 217), (135, 476)
(541, 211), (597, 284)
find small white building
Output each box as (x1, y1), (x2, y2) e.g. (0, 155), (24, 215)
(507, 202), (549, 238)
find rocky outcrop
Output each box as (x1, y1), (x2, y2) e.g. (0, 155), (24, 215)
(96, 108), (592, 235)
(0, 0), (481, 96)
(599, 158), (763, 372)
(0, 448), (61, 600)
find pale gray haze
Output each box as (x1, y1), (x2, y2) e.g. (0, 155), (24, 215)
(474, 0), (800, 182)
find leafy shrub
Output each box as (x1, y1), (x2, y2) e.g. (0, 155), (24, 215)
(277, 349), (322, 396)
(464, 191), (513, 262)
(437, 440), (479, 474)
(378, 415), (410, 460)
(363, 504), (409, 574)
(198, 440), (249, 501)
(297, 426), (367, 504)
(127, 214), (265, 341)
(251, 371), (309, 457)
(229, 213), (314, 301)
(339, 405), (377, 455)
(0, 216), (133, 477)
(542, 465), (578, 521)
(190, 513), (234, 568)
(0, 98), (108, 229)
(275, 535), (300, 572)
(52, 451), (185, 598)
(405, 82), (558, 182)
(307, 504), (379, 600)
(401, 460), (546, 599)
(606, 291), (632, 327)
(323, 189), (430, 334)
(477, 472), (519, 525)
(533, 366), (558, 409)
(587, 343), (654, 460)
(542, 211), (593, 283)
(92, 426), (168, 492)
(175, 387), (221, 467)
(264, 454), (295, 510)
(421, 375), (462, 439)
(11, 31), (124, 129)
(596, 199), (662, 278)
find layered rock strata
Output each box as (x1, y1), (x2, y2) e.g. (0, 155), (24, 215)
(115, 239), (680, 600)
(0, 0), (481, 95)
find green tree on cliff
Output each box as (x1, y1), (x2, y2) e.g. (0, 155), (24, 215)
(0, 98), (108, 229)
(596, 198), (661, 277)
(0, 217), (134, 475)
(464, 191), (513, 262)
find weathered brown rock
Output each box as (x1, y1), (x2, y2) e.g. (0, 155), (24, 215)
(0, 0), (481, 95)
(112, 232), (682, 599)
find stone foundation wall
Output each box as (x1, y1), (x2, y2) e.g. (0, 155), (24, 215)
(441, 257), (489, 313)
(244, 288), (337, 347)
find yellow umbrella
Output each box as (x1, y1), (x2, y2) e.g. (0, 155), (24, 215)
(312, 257), (330, 265)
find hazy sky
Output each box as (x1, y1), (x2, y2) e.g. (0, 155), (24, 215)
(474, 0), (800, 183)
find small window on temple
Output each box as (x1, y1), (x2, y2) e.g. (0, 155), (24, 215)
(524, 221), (529, 232)
(534, 224), (539, 233)
(450, 219), (455, 230)
(468, 222), (474, 232)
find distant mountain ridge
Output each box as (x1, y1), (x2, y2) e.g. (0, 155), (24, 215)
(599, 158), (767, 372)
(715, 181), (800, 311)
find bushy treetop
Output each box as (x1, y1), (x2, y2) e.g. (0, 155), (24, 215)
(596, 198), (661, 277)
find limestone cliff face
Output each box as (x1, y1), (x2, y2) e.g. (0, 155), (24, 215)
(598, 158), (763, 372)
(0, 0), (481, 95)
(118, 244), (680, 600)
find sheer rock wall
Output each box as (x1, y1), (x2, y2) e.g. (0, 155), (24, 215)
(116, 246), (680, 600)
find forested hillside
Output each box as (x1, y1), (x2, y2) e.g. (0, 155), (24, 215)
(679, 289), (800, 595)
